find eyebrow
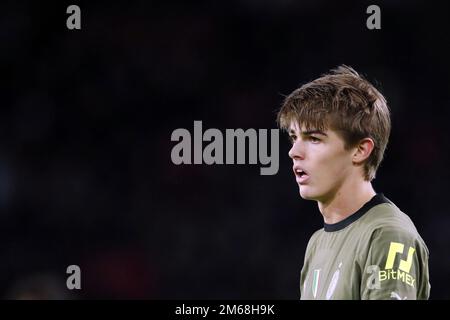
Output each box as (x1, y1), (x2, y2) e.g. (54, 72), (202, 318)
(301, 130), (328, 137)
(288, 129), (328, 137)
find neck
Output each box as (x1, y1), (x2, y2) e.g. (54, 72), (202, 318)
(318, 179), (376, 224)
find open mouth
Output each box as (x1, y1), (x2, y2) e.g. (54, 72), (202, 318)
(297, 170), (306, 177)
(294, 167), (309, 183)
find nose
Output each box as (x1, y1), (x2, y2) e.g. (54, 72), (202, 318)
(288, 140), (305, 160)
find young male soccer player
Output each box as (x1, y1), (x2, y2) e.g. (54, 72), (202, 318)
(277, 66), (430, 300)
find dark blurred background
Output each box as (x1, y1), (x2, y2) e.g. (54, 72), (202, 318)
(1, 0), (449, 299)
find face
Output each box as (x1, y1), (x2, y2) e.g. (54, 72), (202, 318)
(288, 121), (356, 203)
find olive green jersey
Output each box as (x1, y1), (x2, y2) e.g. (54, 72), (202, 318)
(300, 194), (430, 300)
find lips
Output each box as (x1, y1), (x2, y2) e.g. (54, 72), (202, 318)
(293, 166), (310, 184)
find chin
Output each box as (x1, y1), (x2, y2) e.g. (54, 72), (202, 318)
(298, 186), (319, 201)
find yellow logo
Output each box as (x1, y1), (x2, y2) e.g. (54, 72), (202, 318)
(379, 242), (416, 287)
(385, 242), (415, 273)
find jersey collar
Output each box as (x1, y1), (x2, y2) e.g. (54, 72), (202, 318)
(323, 193), (392, 232)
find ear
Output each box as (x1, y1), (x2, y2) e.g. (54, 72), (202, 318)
(352, 138), (374, 164)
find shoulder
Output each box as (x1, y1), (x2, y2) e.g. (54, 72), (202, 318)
(361, 200), (417, 236)
(359, 201), (428, 256)
(304, 228), (324, 254)
(357, 199), (431, 299)
(309, 228), (324, 241)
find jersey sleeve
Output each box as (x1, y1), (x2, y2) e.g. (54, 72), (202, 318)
(360, 226), (430, 300)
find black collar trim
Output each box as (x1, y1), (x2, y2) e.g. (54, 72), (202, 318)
(323, 193), (391, 232)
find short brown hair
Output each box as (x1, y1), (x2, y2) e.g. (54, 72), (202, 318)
(277, 65), (391, 181)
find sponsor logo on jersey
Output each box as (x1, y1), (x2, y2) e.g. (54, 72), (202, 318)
(366, 242), (417, 291)
(380, 242), (416, 287)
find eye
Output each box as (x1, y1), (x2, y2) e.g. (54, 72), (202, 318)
(289, 135), (297, 144)
(309, 136), (321, 143)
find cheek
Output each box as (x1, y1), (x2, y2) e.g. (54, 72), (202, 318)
(313, 148), (351, 179)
